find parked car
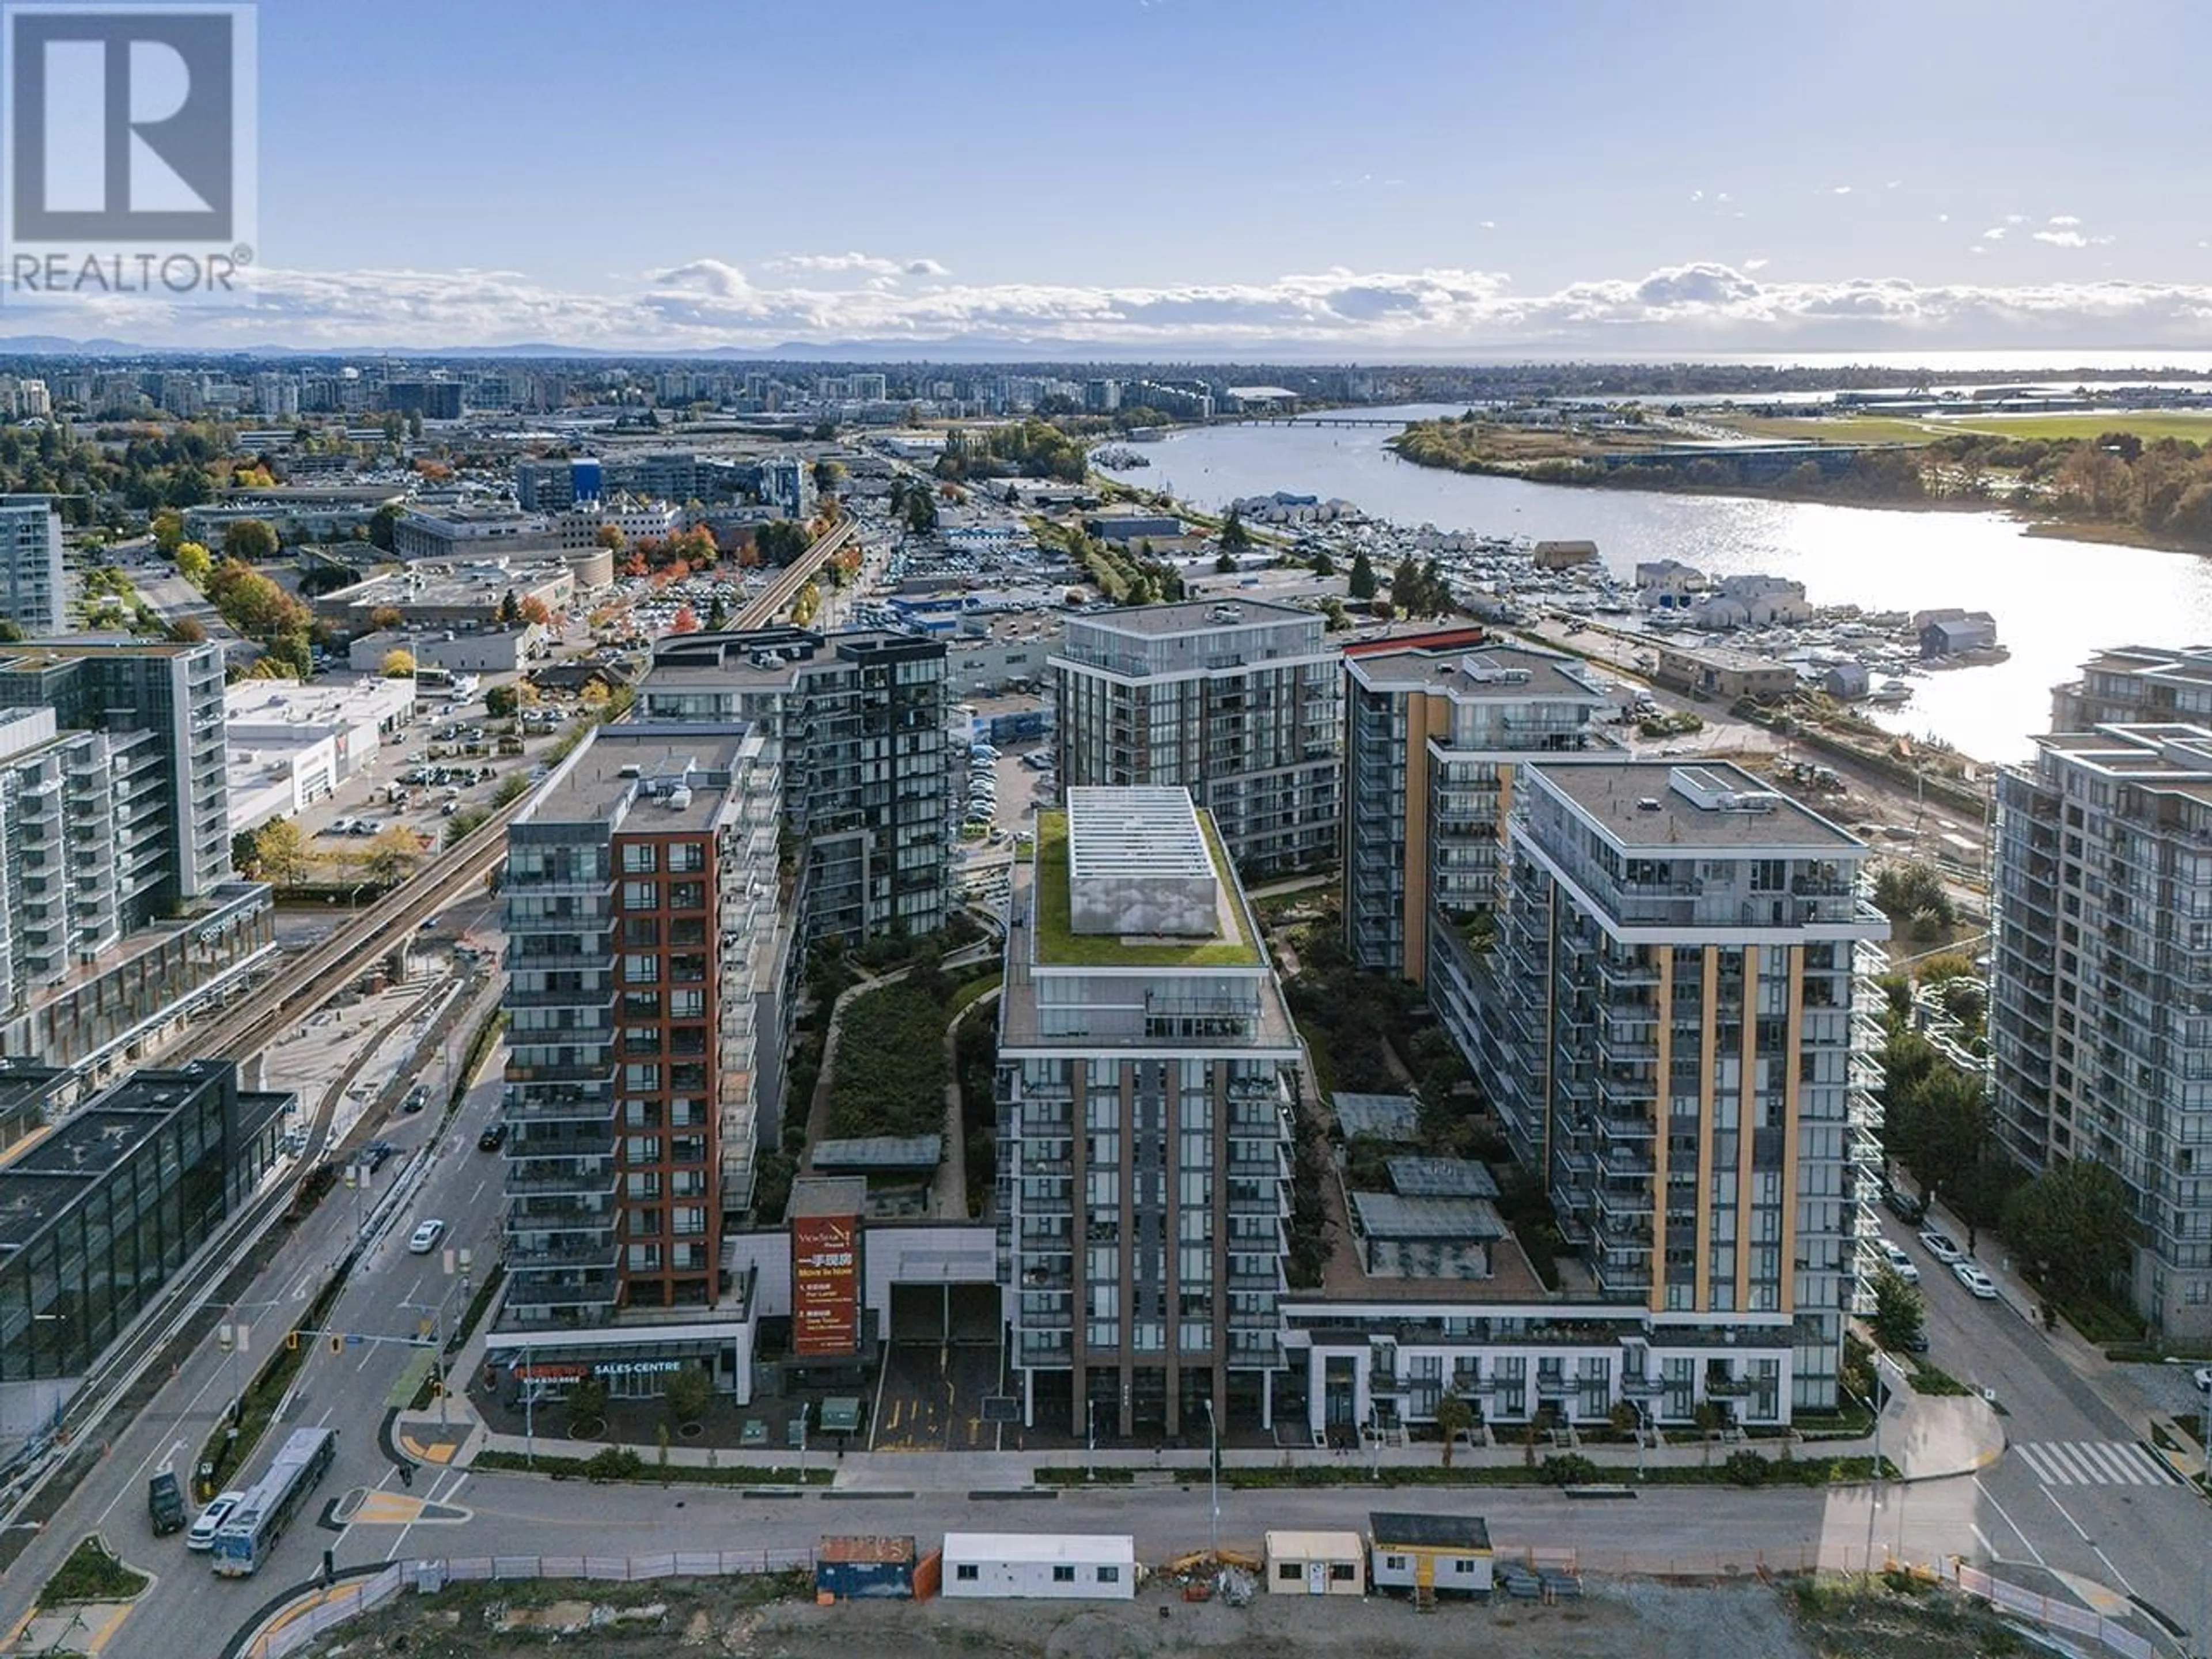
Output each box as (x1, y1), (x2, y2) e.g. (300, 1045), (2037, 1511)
(1953, 1262), (1999, 1300)
(477, 1122), (507, 1152)
(1918, 1228), (1965, 1265)
(1883, 1187), (1926, 1225)
(402, 1083), (430, 1114)
(1878, 1242), (1920, 1283)
(2192, 1366), (2212, 1393)
(187, 1490), (245, 1551)
(362, 1138), (397, 1173)
(407, 1218), (445, 1254)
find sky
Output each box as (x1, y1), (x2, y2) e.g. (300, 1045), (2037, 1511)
(21, 0), (2212, 357)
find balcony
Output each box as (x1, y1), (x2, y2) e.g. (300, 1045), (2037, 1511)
(505, 1165), (619, 1200)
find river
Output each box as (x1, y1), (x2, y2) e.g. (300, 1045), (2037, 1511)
(1094, 404), (2212, 764)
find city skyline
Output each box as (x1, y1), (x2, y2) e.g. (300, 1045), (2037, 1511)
(10, 0), (2211, 355)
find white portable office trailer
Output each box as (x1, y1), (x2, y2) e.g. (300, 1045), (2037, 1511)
(941, 1532), (1137, 1600)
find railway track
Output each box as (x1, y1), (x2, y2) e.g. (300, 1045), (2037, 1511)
(734, 517), (855, 630)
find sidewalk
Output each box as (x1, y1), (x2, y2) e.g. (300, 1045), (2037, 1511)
(392, 1362), (2003, 1490)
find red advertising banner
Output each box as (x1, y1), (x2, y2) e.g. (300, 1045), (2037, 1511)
(792, 1213), (860, 1357)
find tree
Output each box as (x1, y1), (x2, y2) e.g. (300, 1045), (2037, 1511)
(1215, 549), (1238, 574)
(664, 1363), (711, 1429)
(1434, 1392), (1473, 1469)
(1347, 549), (1377, 600)
(1885, 1041), (1991, 1207)
(484, 684), (519, 718)
(594, 523), (626, 552)
(174, 540), (213, 589)
(812, 459), (846, 497)
(1873, 861), (1955, 928)
(518, 596), (552, 627)
(363, 823), (421, 886)
(497, 589), (520, 626)
(380, 649), (415, 678)
(2004, 1159), (2132, 1304)
(1868, 1267), (1927, 1354)
(222, 518), (278, 562)
(249, 817), (315, 885)
(167, 617), (205, 643)
(567, 1375), (608, 1430)
(1320, 597), (1351, 632)
(367, 501), (401, 551)
(903, 488), (938, 535)
(369, 605), (404, 631)
(706, 594), (730, 631)
(1219, 506), (1251, 551)
(150, 508), (184, 551)
(1310, 548), (1335, 577)
(670, 604), (700, 634)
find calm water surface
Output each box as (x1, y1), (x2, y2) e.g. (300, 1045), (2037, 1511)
(1099, 406), (2212, 762)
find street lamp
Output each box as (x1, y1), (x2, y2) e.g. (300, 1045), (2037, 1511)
(1085, 1396), (1096, 1483)
(1202, 1396), (1219, 1569)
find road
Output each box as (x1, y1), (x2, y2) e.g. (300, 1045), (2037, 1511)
(0, 1007), (510, 1659)
(1876, 1206), (2212, 1639)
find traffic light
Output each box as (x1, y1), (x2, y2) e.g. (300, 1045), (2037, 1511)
(286, 1330), (299, 1353)
(328, 1332), (343, 1354)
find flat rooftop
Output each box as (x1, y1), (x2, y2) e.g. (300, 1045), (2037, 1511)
(1540, 761), (1862, 853)
(1351, 1191), (1509, 1243)
(531, 728), (743, 832)
(1029, 805), (1260, 968)
(1346, 641), (1604, 704)
(1387, 1157), (1500, 1200)
(1073, 597), (1313, 637)
(1333, 1093), (1422, 1142)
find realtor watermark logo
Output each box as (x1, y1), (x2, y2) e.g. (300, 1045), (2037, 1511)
(3, 3), (256, 302)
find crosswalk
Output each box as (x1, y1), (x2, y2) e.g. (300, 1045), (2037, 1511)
(2013, 1440), (2179, 1487)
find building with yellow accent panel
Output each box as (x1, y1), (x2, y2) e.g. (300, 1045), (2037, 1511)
(1480, 761), (1888, 1415)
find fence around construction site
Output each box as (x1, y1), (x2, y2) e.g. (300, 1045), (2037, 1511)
(240, 1540), (2164, 1659)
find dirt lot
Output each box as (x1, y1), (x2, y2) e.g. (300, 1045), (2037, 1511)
(296, 1571), (2038, 1659)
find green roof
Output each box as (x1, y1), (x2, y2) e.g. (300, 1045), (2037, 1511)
(1030, 809), (1262, 968)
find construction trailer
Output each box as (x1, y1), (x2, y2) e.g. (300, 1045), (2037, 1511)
(941, 1532), (1137, 1601)
(1368, 1510), (1493, 1603)
(815, 1535), (918, 1601)
(1264, 1529), (1366, 1597)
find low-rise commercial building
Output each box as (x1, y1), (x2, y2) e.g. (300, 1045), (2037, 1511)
(1651, 643), (1797, 702)
(225, 676), (417, 833)
(315, 562), (575, 632)
(344, 626), (541, 677)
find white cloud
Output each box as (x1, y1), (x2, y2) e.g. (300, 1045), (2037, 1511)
(1886, 180), (1902, 190)
(2005, 213), (2029, 225)
(764, 251), (946, 279)
(1936, 213), (1949, 224)
(1690, 190), (1704, 203)
(2048, 215), (2081, 227)
(26, 258), (2212, 357)
(1478, 220), (1496, 230)
(1982, 227), (2007, 241)
(1743, 257), (1770, 271)
(1832, 185), (1853, 195)
(2033, 230), (2089, 249)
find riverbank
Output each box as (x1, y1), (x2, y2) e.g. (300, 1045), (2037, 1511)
(1384, 418), (2212, 560)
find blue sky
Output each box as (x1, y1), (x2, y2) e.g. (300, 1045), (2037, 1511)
(35, 0), (2212, 354)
